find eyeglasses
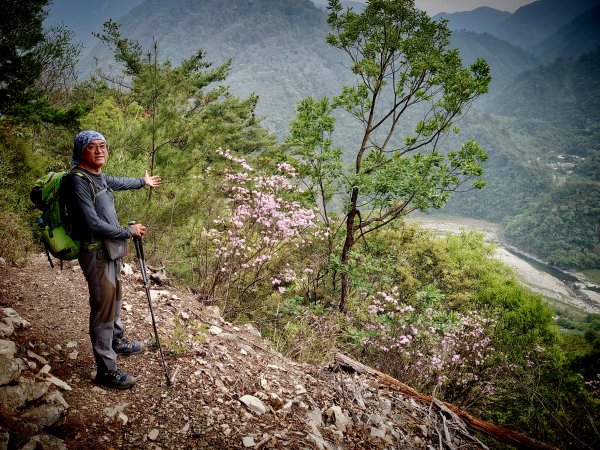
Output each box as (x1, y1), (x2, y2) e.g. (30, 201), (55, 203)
(86, 144), (108, 152)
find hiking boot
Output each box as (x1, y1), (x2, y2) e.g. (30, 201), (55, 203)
(95, 367), (137, 389)
(113, 338), (145, 355)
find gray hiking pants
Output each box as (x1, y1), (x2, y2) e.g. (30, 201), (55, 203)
(79, 247), (124, 374)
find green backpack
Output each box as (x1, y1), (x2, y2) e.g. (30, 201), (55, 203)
(30, 170), (96, 266)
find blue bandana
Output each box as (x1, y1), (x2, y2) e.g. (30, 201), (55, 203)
(72, 130), (107, 165)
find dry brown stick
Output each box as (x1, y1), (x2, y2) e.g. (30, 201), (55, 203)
(334, 352), (558, 450)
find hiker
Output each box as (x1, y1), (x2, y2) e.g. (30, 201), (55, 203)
(60, 130), (161, 389)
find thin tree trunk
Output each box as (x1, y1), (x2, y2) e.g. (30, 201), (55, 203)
(339, 187), (359, 312)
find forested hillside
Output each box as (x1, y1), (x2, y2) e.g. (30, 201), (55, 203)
(449, 30), (541, 95)
(87, 0), (351, 133)
(443, 49), (600, 268)
(433, 6), (511, 34)
(533, 4), (600, 61)
(486, 0), (600, 50)
(42, 0), (600, 271)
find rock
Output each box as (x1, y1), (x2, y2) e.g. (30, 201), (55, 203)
(307, 408), (323, 430)
(325, 406), (350, 433)
(0, 321), (14, 338)
(209, 325), (223, 335)
(2, 308), (31, 329)
(0, 340), (16, 358)
(149, 289), (171, 301)
(0, 356), (22, 386)
(217, 333), (237, 342)
(0, 380), (51, 412)
(295, 384), (307, 395)
(242, 324), (261, 338)
(44, 375), (72, 391)
(20, 391), (69, 429)
(180, 311), (190, 320)
(104, 403), (129, 420)
(282, 401), (293, 411)
(118, 412), (128, 425)
(370, 427), (386, 439)
(368, 413), (383, 425)
(68, 350), (78, 360)
(242, 436), (255, 447)
(150, 272), (170, 285)
(239, 344), (256, 355)
(202, 306), (223, 322)
(0, 257), (6, 266)
(21, 433), (67, 450)
(148, 428), (159, 440)
(307, 432), (336, 450)
(121, 263), (134, 276)
(27, 350), (48, 365)
(239, 395), (267, 415)
(66, 341), (78, 349)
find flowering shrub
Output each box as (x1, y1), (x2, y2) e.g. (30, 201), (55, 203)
(199, 149), (320, 316)
(357, 285), (501, 402)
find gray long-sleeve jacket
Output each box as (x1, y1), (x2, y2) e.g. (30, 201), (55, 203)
(60, 168), (145, 242)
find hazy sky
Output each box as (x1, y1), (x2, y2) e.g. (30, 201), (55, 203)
(354, 1), (537, 14)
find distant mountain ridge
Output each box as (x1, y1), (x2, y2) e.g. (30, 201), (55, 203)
(533, 5), (600, 61)
(492, 0), (600, 49)
(312, 0), (364, 10)
(433, 7), (511, 34)
(434, 0), (600, 54)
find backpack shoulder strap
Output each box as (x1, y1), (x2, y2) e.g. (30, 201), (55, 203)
(70, 168), (107, 204)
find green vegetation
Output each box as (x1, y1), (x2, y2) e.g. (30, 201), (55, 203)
(504, 179), (600, 268)
(47, 0), (599, 273)
(287, 0), (490, 310)
(442, 49), (600, 269)
(1, 1), (598, 448)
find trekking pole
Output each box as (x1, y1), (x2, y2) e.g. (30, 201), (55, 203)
(129, 221), (171, 386)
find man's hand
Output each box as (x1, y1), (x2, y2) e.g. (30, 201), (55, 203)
(144, 170), (161, 188)
(129, 223), (146, 238)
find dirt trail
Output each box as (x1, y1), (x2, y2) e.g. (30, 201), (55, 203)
(0, 253), (487, 449)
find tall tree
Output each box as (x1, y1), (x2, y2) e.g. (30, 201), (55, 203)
(0, 0), (81, 123)
(287, 0), (491, 311)
(92, 21), (275, 182)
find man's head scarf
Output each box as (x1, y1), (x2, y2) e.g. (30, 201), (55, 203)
(72, 130), (107, 165)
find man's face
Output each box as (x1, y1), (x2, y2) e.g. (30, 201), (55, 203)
(81, 139), (108, 169)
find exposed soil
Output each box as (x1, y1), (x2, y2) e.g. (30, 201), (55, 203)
(0, 253), (488, 449)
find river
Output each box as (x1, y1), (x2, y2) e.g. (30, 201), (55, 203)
(409, 215), (600, 314)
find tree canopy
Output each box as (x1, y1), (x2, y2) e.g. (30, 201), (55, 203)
(0, 0), (81, 124)
(287, 0), (491, 310)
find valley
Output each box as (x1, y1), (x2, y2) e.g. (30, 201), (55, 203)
(410, 214), (600, 314)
